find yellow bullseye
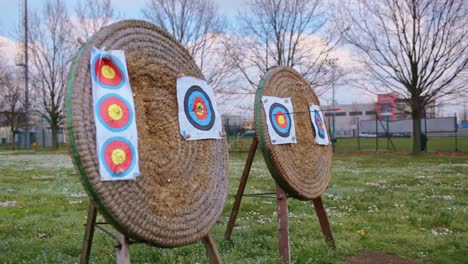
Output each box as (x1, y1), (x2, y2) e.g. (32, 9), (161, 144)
(101, 65), (116, 79)
(278, 115), (285, 125)
(196, 102), (205, 116)
(111, 149), (126, 165)
(108, 104), (123, 120)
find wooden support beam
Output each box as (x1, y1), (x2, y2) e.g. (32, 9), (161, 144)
(80, 201), (97, 264)
(202, 233), (223, 264)
(312, 196), (335, 248)
(224, 137), (258, 240)
(116, 233), (130, 264)
(276, 184), (290, 264)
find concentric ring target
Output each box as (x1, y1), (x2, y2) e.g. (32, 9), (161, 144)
(269, 103), (291, 137)
(101, 137), (137, 178)
(183, 85), (215, 130)
(96, 94), (133, 132)
(91, 54), (126, 89)
(314, 110), (325, 139)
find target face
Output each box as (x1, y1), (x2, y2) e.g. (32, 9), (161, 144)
(96, 94), (133, 132)
(184, 85), (215, 131)
(91, 54), (126, 89)
(314, 110), (325, 139)
(101, 137), (137, 178)
(269, 103), (292, 137)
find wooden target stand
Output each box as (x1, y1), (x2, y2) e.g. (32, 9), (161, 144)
(80, 201), (223, 264)
(224, 135), (335, 263)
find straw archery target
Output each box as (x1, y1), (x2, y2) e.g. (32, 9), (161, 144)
(262, 96), (296, 144)
(309, 104), (329, 145)
(96, 94), (133, 132)
(91, 53), (126, 89)
(177, 76), (222, 140)
(184, 85), (215, 130)
(101, 137), (137, 177)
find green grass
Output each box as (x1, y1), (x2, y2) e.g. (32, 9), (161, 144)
(0, 151), (467, 263)
(226, 136), (468, 153)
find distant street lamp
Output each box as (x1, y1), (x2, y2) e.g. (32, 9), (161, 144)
(15, 0), (30, 150)
(327, 58), (338, 151)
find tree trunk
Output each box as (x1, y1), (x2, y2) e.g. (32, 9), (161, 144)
(10, 127), (16, 150)
(51, 125), (59, 149)
(412, 107), (422, 153)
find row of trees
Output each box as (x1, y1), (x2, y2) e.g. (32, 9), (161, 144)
(2, 0), (466, 152)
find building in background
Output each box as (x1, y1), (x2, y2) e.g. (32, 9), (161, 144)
(376, 94), (436, 120)
(323, 93), (437, 137)
(0, 112), (66, 147)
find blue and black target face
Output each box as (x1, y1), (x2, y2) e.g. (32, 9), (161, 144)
(269, 103), (291, 137)
(314, 110), (325, 139)
(184, 85), (215, 131)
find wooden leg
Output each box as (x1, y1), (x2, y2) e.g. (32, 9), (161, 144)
(80, 201), (98, 264)
(116, 233), (130, 264)
(202, 233), (223, 264)
(312, 196), (335, 248)
(276, 184), (290, 264)
(224, 137), (258, 240)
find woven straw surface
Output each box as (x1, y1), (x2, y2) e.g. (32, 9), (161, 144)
(255, 67), (332, 200)
(65, 20), (228, 247)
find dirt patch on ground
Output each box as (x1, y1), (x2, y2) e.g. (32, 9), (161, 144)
(345, 251), (429, 264)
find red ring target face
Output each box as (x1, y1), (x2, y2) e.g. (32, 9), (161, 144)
(91, 55), (126, 89)
(101, 137), (137, 177)
(96, 94), (133, 132)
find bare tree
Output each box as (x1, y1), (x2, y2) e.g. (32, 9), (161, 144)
(75, 0), (117, 39)
(141, 0), (234, 91)
(224, 0), (341, 95)
(29, 0), (76, 149)
(0, 68), (23, 149)
(338, 0), (468, 152)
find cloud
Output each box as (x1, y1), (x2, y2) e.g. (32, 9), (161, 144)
(0, 36), (21, 67)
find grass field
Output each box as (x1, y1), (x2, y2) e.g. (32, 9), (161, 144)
(0, 150), (467, 263)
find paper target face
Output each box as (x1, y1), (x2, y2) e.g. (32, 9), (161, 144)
(91, 53), (126, 89)
(262, 96), (296, 144)
(309, 104), (329, 145)
(96, 94), (133, 132)
(101, 137), (137, 178)
(269, 103), (292, 137)
(184, 85), (215, 131)
(314, 110), (325, 139)
(177, 76), (222, 140)
(90, 47), (140, 181)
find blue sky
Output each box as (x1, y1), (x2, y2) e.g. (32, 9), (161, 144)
(0, 0), (245, 37)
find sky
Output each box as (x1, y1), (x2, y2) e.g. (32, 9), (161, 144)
(0, 0), (465, 117)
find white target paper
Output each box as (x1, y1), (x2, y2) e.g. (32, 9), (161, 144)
(90, 47), (140, 181)
(262, 96), (297, 145)
(309, 104), (329, 145)
(177, 76), (222, 140)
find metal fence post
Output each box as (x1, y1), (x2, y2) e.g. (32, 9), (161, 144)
(455, 114), (458, 152)
(357, 117), (361, 151)
(375, 114), (378, 151)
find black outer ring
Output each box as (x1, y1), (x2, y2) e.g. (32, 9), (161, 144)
(269, 103), (291, 138)
(183, 85), (215, 131)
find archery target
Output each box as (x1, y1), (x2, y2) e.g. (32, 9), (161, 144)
(309, 104), (329, 145)
(262, 96), (297, 144)
(96, 94), (133, 132)
(184, 85), (215, 130)
(177, 76), (222, 140)
(91, 53), (126, 89)
(101, 137), (137, 178)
